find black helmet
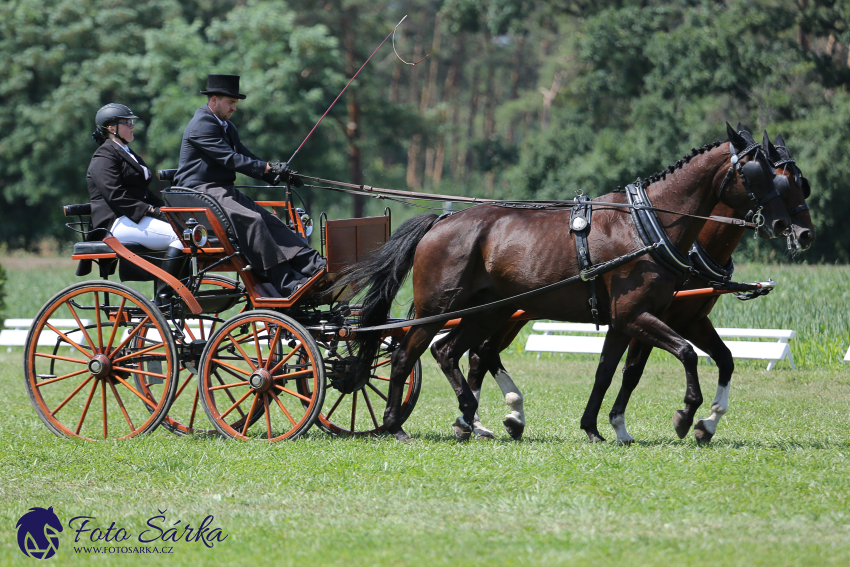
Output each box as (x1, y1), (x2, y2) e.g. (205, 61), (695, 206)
(92, 103), (138, 145)
(95, 103), (138, 128)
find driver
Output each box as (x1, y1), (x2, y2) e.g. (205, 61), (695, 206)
(173, 74), (325, 296)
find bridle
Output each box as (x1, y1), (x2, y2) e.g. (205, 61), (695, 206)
(716, 139), (780, 231)
(771, 151), (810, 217)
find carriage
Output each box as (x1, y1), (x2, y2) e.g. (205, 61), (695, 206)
(23, 173), (424, 441)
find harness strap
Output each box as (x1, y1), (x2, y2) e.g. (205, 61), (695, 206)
(688, 240), (734, 282)
(626, 180), (694, 277)
(788, 203), (810, 216)
(570, 195), (602, 329)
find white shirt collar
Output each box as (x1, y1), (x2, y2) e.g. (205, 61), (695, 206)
(208, 106), (228, 132)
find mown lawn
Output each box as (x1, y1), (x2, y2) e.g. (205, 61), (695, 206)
(1, 257), (849, 566)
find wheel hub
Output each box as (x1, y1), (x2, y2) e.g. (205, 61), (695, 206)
(88, 354), (112, 378)
(249, 368), (272, 393)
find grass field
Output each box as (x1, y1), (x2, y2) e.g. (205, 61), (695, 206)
(0, 257), (849, 566)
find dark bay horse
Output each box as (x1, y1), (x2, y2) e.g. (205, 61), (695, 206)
(461, 132), (814, 444)
(344, 125), (791, 442)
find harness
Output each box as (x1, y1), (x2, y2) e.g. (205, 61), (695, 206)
(570, 194), (601, 328)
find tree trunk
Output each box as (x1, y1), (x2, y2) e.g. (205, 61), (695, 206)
(483, 34), (497, 138)
(504, 34), (526, 143)
(341, 6), (363, 217)
(464, 62), (481, 178)
(406, 29), (424, 189)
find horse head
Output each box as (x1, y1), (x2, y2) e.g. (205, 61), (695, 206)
(763, 131), (815, 251)
(721, 122), (791, 238)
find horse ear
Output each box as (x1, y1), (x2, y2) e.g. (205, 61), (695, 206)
(726, 122), (744, 147)
(764, 131), (778, 162)
(736, 121), (744, 132)
(774, 133), (786, 149)
(48, 507), (53, 512)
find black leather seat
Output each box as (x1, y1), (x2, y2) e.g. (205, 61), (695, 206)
(161, 187), (238, 245)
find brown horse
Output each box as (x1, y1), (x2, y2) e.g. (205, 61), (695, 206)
(460, 131), (815, 444)
(344, 124), (791, 442)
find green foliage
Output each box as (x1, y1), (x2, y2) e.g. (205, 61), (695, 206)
(0, 263), (6, 319)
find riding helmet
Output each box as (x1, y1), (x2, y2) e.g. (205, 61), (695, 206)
(95, 103), (138, 128)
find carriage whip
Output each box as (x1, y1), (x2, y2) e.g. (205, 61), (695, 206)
(287, 15), (427, 166)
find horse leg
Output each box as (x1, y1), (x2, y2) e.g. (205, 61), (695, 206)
(680, 318), (734, 444)
(607, 338), (653, 445)
(385, 322), (444, 441)
(466, 348), (496, 440)
(623, 312), (704, 439)
(580, 330), (632, 443)
(432, 312), (514, 441)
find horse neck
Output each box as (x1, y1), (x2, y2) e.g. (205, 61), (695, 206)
(697, 201), (745, 264)
(644, 145), (728, 253)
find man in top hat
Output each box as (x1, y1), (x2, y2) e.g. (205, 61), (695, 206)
(173, 74), (325, 296)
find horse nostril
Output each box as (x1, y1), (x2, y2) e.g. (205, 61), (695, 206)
(798, 229), (813, 245)
(773, 218), (789, 235)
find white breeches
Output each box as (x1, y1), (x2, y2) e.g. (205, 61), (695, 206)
(110, 216), (182, 250)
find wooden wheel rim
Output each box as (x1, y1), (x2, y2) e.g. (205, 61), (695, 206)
(198, 311), (324, 441)
(24, 282), (177, 440)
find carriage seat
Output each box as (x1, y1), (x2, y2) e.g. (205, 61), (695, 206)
(64, 203), (92, 217)
(158, 169), (177, 183)
(161, 187), (238, 245)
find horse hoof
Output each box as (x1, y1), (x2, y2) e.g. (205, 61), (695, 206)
(503, 417), (525, 440)
(693, 421), (714, 445)
(452, 417), (473, 442)
(614, 438), (632, 447)
(585, 430), (606, 443)
(392, 429), (413, 443)
(672, 410), (692, 439)
(475, 431), (496, 440)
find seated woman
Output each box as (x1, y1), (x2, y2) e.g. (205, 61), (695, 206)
(87, 103), (182, 254)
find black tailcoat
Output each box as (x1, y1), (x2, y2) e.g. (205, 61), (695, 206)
(173, 106), (307, 270)
(86, 140), (164, 231)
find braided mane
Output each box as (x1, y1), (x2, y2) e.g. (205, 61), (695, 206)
(645, 140), (726, 188)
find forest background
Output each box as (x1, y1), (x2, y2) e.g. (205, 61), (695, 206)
(2, 0), (850, 263)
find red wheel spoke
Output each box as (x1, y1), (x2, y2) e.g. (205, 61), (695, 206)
(325, 393), (345, 419)
(108, 380), (135, 432)
(366, 381), (388, 401)
(209, 380), (250, 391)
(34, 352), (90, 365)
(66, 301), (97, 352)
(273, 385), (313, 403)
(183, 324), (198, 341)
(105, 298), (127, 352)
(362, 388), (379, 429)
(264, 325), (283, 369)
(45, 323), (92, 359)
(221, 389), (252, 420)
(270, 390), (297, 426)
(350, 390), (358, 431)
(214, 370), (246, 418)
(112, 374), (157, 410)
(271, 368), (316, 380)
(188, 387), (200, 431)
(372, 374), (391, 382)
(241, 394), (260, 436)
(111, 342), (165, 364)
(263, 394), (272, 440)
(114, 365), (166, 380)
(251, 322), (264, 369)
(101, 380), (108, 438)
(35, 367), (90, 388)
(227, 333), (257, 371)
(173, 371), (196, 400)
(269, 343), (303, 374)
(52, 376), (94, 415)
(74, 380), (99, 435)
(94, 291), (104, 349)
(373, 358), (391, 369)
(110, 315), (152, 354)
(211, 358), (252, 377)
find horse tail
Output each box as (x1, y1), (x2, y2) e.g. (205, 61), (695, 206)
(339, 213), (439, 376)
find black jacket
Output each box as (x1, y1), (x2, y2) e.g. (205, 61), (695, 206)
(173, 106), (267, 188)
(86, 141), (164, 232)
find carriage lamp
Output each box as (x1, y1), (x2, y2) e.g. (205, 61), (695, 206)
(182, 218), (208, 247)
(296, 208), (313, 237)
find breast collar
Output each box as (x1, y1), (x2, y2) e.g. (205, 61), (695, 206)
(625, 179), (694, 277)
(688, 240), (735, 281)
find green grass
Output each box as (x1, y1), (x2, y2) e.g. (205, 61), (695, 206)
(1, 257), (849, 565)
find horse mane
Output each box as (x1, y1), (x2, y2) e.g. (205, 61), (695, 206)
(644, 140), (726, 188)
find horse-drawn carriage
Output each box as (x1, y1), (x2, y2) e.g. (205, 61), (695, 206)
(22, 124), (814, 444)
(23, 172), (421, 441)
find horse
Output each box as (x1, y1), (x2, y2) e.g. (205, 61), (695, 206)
(343, 123), (791, 442)
(460, 131), (814, 444)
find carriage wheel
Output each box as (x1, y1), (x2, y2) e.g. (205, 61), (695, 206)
(198, 310), (325, 441)
(133, 275), (252, 436)
(305, 338), (422, 436)
(23, 281), (178, 440)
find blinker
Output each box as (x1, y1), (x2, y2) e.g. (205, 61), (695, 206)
(741, 160), (764, 185)
(773, 173), (791, 196)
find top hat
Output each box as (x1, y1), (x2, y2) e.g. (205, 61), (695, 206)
(200, 74), (246, 100)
